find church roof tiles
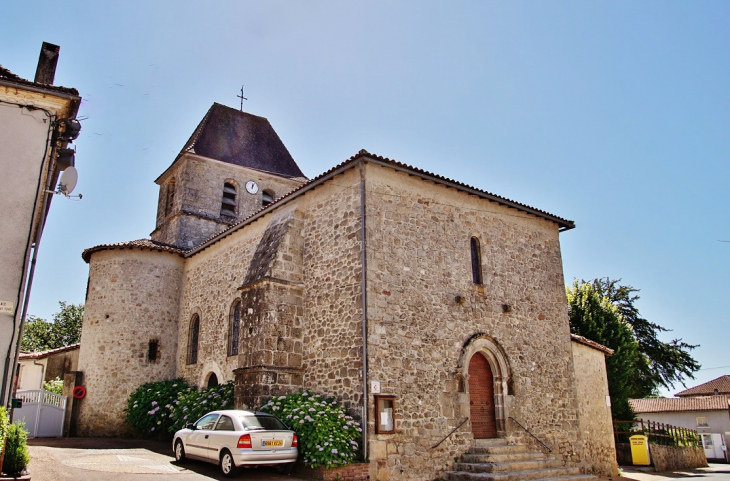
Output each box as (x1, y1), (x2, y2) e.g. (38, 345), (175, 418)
(82, 239), (184, 263)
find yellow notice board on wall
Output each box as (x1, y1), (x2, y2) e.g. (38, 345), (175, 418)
(630, 435), (650, 466)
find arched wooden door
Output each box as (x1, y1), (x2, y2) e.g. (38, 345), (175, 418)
(468, 353), (497, 438)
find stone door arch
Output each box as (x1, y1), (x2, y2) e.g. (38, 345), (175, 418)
(458, 334), (512, 437)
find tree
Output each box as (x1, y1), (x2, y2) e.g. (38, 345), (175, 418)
(20, 302), (84, 352)
(567, 279), (700, 418)
(589, 278), (700, 396)
(566, 280), (639, 420)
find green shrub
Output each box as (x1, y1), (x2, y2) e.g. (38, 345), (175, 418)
(0, 406), (8, 455)
(168, 382), (234, 433)
(43, 376), (63, 395)
(125, 379), (234, 436)
(125, 378), (190, 435)
(3, 421), (30, 476)
(259, 391), (361, 469)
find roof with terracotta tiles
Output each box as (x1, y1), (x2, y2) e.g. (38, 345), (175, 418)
(82, 239), (185, 263)
(19, 343), (80, 360)
(675, 375), (730, 397)
(0, 65), (79, 96)
(629, 395), (730, 413)
(85, 150), (576, 261)
(570, 334), (614, 356)
(187, 150), (576, 256)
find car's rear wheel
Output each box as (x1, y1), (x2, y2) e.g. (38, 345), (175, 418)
(220, 450), (238, 477)
(174, 440), (186, 463)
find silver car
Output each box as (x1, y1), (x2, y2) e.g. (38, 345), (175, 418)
(172, 410), (298, 477)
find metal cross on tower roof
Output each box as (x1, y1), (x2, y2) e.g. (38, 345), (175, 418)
(237, 85), (248, 112)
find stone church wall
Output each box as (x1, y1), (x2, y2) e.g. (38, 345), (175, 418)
(362, 162), (581, 480)
(76, 249), (184, 436)
(177, 213), (268, 388)
(176, 168), (365, 414)
(572, 341), (618, 477)
(297, 169), (365, 412)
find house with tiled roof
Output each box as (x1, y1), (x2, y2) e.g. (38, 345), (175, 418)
(75, 103), (617, 479)
(17, 344), (80, 391)
(676, 375), (730, 398)
(630, 385), (730, 462)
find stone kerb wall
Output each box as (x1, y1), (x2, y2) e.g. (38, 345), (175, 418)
(77, 248), (184, 436)
(363, 162), (580, 480)
(649, 445), (707, 472)
(571, 341), (618, 477)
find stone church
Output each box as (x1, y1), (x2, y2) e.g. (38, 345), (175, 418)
(76, 103), (617, 479)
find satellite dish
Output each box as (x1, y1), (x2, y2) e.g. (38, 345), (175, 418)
(58, 166), (78, 195)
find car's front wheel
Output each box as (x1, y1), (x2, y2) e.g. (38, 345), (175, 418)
(174, 440), (186, 463)
(220, 450), (238, 478)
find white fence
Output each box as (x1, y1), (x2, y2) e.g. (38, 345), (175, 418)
(12, 389), (67, 437)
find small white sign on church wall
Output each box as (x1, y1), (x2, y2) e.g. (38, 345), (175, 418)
(0, 300), (15, 315)
(370, 381), (381, 394)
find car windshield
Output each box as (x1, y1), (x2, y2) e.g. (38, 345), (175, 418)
(237, 414), (288, 431)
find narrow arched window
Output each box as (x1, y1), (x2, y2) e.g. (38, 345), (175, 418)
(228, 300), (241, 356)
(471, 237), (483, 285)
(221, 182), (237, 216)
(262, 189), (275, 207)
(187, 314), (200, 364)
(165, 178), (176, 216)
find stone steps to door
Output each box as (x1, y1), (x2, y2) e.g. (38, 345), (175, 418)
(453, 458), (564, 473)
(461, 451), (543, 463)
(444, 439), (596, 481)
(445, 466), (587, 481)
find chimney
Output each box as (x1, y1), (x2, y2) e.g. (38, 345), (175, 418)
(34, 42), (60, 85)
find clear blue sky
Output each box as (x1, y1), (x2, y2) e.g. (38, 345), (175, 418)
(2, 1), (728, 397)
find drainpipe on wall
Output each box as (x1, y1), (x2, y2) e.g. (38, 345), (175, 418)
(359, 159), (369, 460)
(33, 359), (45, 390)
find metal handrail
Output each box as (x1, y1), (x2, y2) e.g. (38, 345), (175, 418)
(508, 417), (551, 453)
(431, 417), (469, 449)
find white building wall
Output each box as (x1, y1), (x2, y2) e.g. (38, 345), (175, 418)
(637, 409), (730, 461)
(0, 101), (52, 400)
(17, 359), (47, 391)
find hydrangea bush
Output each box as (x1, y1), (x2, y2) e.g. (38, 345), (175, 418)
(125, 378), (190, 435)
(125, 378), (235, 436)
(168, 381), (234, 432)
(259, 391), (362, 469)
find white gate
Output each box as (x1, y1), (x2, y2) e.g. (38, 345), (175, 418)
(11, 390), (67, 437)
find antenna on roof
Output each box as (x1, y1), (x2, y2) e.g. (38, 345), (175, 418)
(237, 85), (248, 112)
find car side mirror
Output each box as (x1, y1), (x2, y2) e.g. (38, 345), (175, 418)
(185, 423), (196, 430)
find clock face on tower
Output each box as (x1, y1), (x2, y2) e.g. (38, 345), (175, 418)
(245, 181), (259, 194)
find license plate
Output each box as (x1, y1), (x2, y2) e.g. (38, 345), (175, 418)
(262, 440), (284, 447)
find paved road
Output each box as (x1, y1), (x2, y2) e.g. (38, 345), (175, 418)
(619, 465), (730, 481)
(26, 438), (730, 481)
(27, 438), (305, 481)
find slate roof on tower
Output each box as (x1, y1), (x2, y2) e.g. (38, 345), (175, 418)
(158, 103), (306, 182)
